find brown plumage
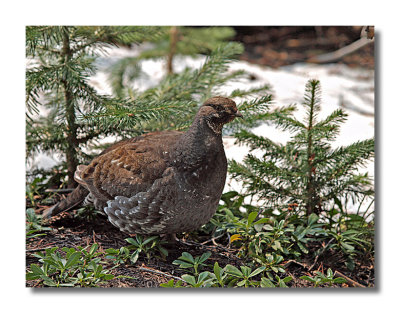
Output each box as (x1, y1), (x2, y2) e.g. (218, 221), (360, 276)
(43, 97), (242, 235)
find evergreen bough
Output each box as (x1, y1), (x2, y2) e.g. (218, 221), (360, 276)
(91, 42), (281, 135)
(108, 26), (236, 97)
(26, 26), (164, 187)
(229, 79), (374, 216)
(26, 26), (285, 188)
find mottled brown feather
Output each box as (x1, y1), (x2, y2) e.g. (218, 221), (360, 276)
(80, 131), (180, 200)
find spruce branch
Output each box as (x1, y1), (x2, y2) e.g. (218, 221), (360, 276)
(26, 26), (167, 186)
(229, 79), (374, 216)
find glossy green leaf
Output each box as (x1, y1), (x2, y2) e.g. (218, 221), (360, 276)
(158, 246), (169, 257)
(300, 275), (315, 282)
(172, 260), (194, 268)
(104, 274), (115, 280)
(130, 250), (140, 264)
(247, 211), (258, 226)
(198, 251), (211, 264)
(308, 213), (319, 226)
(89, 243), (99, 255)
(213, 262), (222, 281)
(253, 217), (269, 225)
(142, 236), (159, 246)
(333, 277), (347, 284)
(182, 274), (196, 286)
(65, 252), (81, 269)
(240, 266), (251, 277)
(198, 271), (210, 282)
(225, 264), (243, 277)
(180, 252), (195, 264)
(249, 266), (265, 278)
(260, 277), (275, 288)
(125, 238), (139, 247)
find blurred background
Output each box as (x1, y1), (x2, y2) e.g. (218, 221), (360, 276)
(233, 26), (374, 68)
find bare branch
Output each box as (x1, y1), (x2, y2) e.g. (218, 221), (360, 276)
(308, 36), (374, 64)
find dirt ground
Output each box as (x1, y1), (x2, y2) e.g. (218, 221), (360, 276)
(26, 206), (374, 288)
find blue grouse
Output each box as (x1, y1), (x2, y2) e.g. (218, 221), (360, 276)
(43, 97), (242, 235)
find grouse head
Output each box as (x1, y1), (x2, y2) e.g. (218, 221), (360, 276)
(197, 96), (243, 134)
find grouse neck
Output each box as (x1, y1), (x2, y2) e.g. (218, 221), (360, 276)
(189, 113), (223, 138)
(171, 115), (224, 170)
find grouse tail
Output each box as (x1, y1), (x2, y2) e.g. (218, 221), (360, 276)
(42, 185), (89, 219)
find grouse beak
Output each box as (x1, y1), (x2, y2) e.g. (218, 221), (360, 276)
(234, 111), (243, 119)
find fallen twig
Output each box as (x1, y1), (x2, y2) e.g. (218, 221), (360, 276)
(307, 36), (374, 64)
(334, 270), (366, 288)
(185, 239), (238, 256)
(200, 233), (225, 245)
(284, 259), (309, 269)
(26, 246), (54, 253)
(45, 188), (75, 193)
(138, 266), (184, 282)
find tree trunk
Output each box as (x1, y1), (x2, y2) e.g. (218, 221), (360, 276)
(167, 26), (178, 75)
(305, 85), (316, 216)
(61, 27), (79, 188)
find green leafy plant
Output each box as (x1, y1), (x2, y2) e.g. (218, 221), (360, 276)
(26, 177), (44, 206)
(224, 264), (266, 287)
(173, 261), (266, 288)
(260, 275), (293, 288)
(26, 244), (132, 287)
(291, 213), (326, 254)
(159, 279), (184, 288)
(324, 227), (371, 271)
(172, 251), (211, 276)
(167, 253), (293, 288)
(207, 192), (318, 261)
(180, 272), (213, 288)
(228, 210), (296, 262)
(254, 253), (286, 274)
(166, 261), (228, 288)
(228, 211), (268, 253)
(125, 235), (168, 264)
(300, 268), (346, 287)
(209, 262), (229, 287)
(104, 247), (131, 265)
(26, 208), (52, 239)
(74, 205), (103, 222)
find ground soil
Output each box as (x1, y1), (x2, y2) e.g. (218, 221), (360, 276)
(26, 201), (374, 288)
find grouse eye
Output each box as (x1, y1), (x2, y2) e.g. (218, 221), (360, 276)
(214, 105), (224, 111)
